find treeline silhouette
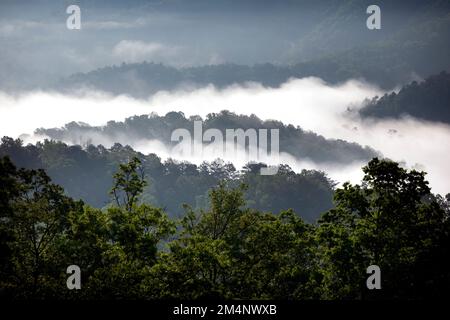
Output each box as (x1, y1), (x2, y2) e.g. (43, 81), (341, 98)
(1, 156), (449, 299)
(0, 136), (335, 222)
(35, 111), (378, 165)
(360, 71), (450, 123)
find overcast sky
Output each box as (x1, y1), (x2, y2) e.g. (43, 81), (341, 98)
(0, 0), (429, 90)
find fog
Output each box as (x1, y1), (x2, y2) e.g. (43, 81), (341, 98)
(1, 0), (432, 91)
(0, 77), (449, 194)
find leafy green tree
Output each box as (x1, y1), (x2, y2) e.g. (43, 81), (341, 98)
(110, 156), (146, 212)
(0, 156), (22, 294)
(80, 157), (175, 298)
(146, 182), (319, 299)
(316, 158), (450, 299)
(146, 182), (250, 298)
(228, 209), (319, 299)
(0, 156), (83, 298)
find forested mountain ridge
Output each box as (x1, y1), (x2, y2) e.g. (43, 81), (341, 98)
(35, 110), (379, 165)
(0, 136), (335, 222)
(359, 71), (450, 123)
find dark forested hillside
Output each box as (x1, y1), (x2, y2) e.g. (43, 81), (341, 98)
(57, 62), (295, 98)
(359, 71), (450, 123)
(0, 137), (335, 222)
(1, 155), (449, 299)
(3, 111), (384, 222)
(35, 111), (379, 165)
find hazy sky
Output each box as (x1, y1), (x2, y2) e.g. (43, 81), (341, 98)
(0, 0), (432, 90)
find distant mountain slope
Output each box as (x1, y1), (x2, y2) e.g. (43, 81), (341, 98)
(306, 10), (450, 87)
(57, 62), (294, 98)
(35, 110), (379, 165)
(359, 71), (450, 123)
(54, 1), (450, 96)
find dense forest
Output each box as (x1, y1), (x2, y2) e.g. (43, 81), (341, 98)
(35, 111), (377, 165)
(0, 136), (335, 222)
(1, 155), (449, 299)
(359, 71), (450, 123)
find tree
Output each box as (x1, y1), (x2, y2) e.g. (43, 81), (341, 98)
(147, 182), (251, 299)
(0, 156), (83, 298)
(146, 182), (318, 299)
(0, 156), (22, 294)
(110, 156), (146, 212)
(316, 158), (450, 299)
(85, 156), (175, 299)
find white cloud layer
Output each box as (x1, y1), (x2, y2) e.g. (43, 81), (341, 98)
(0, 77), (449, 194)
